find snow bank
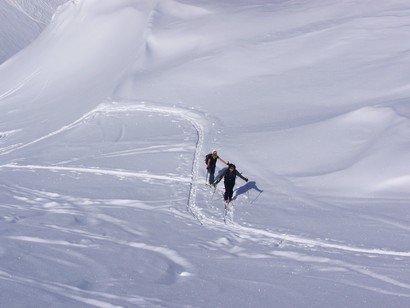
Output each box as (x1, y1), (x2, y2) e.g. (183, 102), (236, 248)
(0, 0), (157, 160)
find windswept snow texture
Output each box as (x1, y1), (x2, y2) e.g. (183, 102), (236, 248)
(1, 0), (410, 307)
(0, 0), (68, 64)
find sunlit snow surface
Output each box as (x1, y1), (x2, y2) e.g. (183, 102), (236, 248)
(1, 0), (410, 307)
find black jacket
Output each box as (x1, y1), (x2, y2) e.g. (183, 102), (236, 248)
(207, 155), (219, 167)
(215, 168), (247, 185)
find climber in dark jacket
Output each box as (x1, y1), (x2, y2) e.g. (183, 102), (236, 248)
(213, 163), (248, 204)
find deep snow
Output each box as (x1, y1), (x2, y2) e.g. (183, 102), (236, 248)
(1, 0), (410, 307)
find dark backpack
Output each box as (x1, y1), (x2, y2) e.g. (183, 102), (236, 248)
(205, 153), (212, 165)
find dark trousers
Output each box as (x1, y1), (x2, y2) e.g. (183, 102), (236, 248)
(208, 165), (216, 184)
(224, 182), (235, 201)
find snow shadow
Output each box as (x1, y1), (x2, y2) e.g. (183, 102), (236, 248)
(215, 168), (263, 203)
(233, 181), (263, 203)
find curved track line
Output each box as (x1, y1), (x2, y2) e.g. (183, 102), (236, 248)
(0, 100), (209, 223)
(3, 100), (410, 259)
(0, 104), (98, 155)
(119, 102), (410, 258)
(82, 101), (209, 223)
(0, 68), (42, 102)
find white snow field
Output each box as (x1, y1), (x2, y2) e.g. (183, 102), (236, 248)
(1, 0), (410, 307)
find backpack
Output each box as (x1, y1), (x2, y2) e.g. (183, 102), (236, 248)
(205, 153), (212, 165)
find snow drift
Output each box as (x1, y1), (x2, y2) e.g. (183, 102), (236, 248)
(1, 0), (410, 307)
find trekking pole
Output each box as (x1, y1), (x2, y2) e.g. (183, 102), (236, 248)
(210, 184), (217, 202)
(249, 191), (263, 204)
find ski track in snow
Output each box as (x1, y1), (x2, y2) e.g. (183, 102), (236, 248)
(0, 67), (42, 102)
(2, 100), (410, 297)
(1, 163), (191, 184)
(105, 102), (410, 294)
(2, 100), (410, 260)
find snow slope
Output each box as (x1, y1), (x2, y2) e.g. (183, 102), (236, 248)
(1, 0), (410, 307)
(0, 0), (68, 64)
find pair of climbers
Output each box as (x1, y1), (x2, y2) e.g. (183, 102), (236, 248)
(205, 150), (248, 204)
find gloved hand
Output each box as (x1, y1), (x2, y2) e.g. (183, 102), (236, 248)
(206, 166), (210, 171)
(245, 177), (248, 182)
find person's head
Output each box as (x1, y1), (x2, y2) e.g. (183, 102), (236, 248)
(212, 150), (217, 158)
(228, 163), (236, 171)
